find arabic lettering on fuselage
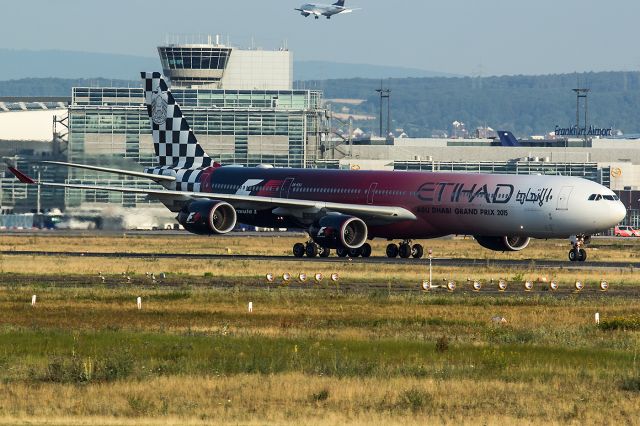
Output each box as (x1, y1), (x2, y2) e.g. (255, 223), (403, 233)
(515, 188), (553, 207)
(417, 182), (553, 207)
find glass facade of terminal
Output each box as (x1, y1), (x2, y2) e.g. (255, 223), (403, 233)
(66, 87), (325, 208)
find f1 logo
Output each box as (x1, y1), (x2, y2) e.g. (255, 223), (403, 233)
(186, 212), (201, 223)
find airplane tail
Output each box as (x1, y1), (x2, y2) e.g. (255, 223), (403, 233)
(497, 130), (520, 147)
(333, 0), (345, 6)
(141, 72), (213, 169)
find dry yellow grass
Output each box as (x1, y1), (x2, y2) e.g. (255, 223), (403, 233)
(0, 374), (636, 425)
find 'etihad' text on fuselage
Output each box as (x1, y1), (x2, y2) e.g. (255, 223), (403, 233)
(416, 183), (514, 204)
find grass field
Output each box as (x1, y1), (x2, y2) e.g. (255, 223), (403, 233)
(2, 233), (640, 262)
(0, 233), (639, 424)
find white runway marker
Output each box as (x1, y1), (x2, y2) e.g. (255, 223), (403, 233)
(31, 295), (37, 306)
(248, 302), (253, 313)
(137, 297), (142, 310)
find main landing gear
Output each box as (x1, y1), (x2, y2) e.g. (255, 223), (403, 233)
(568, 235), (590, 262)
(386, 241), (424, 259)
(292, 241), (372, 258)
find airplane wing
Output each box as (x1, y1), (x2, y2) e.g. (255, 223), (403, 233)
(40, 161), (176, 183)
(295, 7), (322, 16)
(6, 166), (416, 223)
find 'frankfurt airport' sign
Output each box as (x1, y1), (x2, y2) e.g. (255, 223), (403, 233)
(555, 125), (612, 137)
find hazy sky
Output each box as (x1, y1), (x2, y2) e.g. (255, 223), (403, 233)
(3, 0), (639, 76)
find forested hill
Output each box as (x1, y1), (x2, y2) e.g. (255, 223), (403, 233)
(305, 71), (640, 137)
(2, 71), (640, 137)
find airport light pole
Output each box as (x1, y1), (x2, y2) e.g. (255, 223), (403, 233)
(376, 82), (391, 137)
(573, 87), (590, 142)
(428, 249), (433, 286)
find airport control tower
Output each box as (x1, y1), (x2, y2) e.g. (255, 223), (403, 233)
(158, 35), (293, 90)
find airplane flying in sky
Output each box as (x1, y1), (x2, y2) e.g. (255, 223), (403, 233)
(295, 0), (359, 19)
(7, 73), (626, 262)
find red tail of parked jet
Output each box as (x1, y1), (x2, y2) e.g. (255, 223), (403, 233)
(6, 73), (626, 262)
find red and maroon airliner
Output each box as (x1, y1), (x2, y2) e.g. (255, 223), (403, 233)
(7, 73), (626, 262)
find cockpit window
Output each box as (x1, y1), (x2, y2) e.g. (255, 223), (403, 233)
(589, 194), (619, 201)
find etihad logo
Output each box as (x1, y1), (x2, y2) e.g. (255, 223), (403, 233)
(416, 182), (514, 204)
(416, 182), (554, 207)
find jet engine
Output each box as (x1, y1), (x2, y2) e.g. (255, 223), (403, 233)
(177, 200), (237, 235)
(474, 236), (531, 252)
(309, 214), (368, 249)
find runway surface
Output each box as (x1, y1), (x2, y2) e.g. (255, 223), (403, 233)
(2, 250), (639, 270)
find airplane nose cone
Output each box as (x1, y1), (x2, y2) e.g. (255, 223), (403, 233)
(613, 201), (627, 224)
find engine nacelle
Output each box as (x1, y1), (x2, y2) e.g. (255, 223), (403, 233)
(474, 236), (531, 252)
(177, 200), (237, 235)
(309, 215), (368, 249)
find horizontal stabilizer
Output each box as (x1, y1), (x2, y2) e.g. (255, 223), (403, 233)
(6, 166), (36, 184)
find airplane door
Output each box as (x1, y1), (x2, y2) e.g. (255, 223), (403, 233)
(556, 186), (573, 210)
(367, 182), (378, 205)
(280, 178), (295, 199)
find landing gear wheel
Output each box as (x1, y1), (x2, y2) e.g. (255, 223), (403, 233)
(568, 249), (578, 262)
(336, 247), (349, 258)
(386, 243), (399, 258)
(399, 243), (412, 259)
(578, 248), (587, 262)
(411, 244), (424, 259)
(360, 243), (372, 258)
(319, 247), (330, 258)
(293, 243), (305, 258)
(305, 243), (318, 258)
(569, 235), (590, 262)
(348, 247), (362, 258)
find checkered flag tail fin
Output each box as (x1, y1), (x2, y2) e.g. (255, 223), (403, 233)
(141, 72), (212, 168)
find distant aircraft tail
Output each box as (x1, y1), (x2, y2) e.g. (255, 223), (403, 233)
(333, 0), (346, 6)
(497, 130), (520, 147)
(141, 72), (213, 169)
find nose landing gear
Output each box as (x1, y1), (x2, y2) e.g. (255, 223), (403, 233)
(568, 235), (590, 262)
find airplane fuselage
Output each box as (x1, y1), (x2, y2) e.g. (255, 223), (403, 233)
(181, 167), (625, 240)
(298, 3), (349, 17)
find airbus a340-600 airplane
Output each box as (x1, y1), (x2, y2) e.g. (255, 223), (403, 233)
(7, 73), (626, 262)
(295, 0), (359, 19)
